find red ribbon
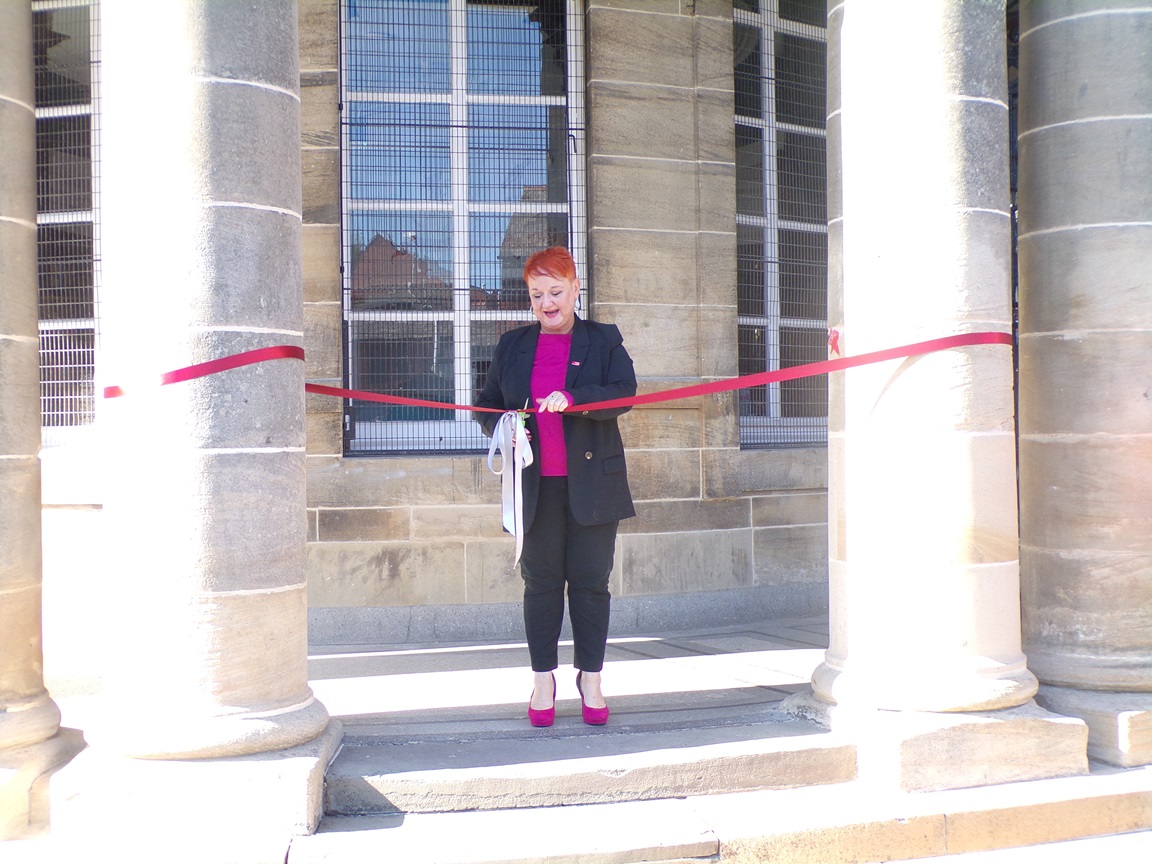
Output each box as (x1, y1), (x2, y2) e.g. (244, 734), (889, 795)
(103, 345), (306, 399)
(102, 332), (1013, 412)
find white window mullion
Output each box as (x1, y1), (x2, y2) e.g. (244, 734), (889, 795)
(763, 6), (782, 420)
(566, 1), (588, 307)
(338, 0), (358, 413)
(449, 0), (473, 419)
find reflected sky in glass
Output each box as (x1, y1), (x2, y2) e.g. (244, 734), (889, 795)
(349, 103), (450, 200)
(346, 0), (450, 93)
(469, 105), (550, 202)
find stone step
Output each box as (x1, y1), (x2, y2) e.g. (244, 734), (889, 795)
(325, 708), (856, 815)
(291, 764), (1152, 864)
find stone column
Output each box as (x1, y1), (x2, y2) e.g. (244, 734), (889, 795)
(785, 0), (1085, 791)
(51, 0), (338, 844)
(1017, 0), (1152, 767)
(0, 1), (83, 839)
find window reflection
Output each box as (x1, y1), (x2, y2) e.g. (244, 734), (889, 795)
(37, 115), (93, 213)
(348, 103), (450, 200)
(349, 213), (453, 310)
(775, 33), (826, 128)
(468, 105), (568, 203)
(734, 24), (762, 120)
(468, 0), (566, 96)
(34, 9), (92, 107)
(776, 130), (827, 223)
(780, 0), (827, 29)
(345, 0), (450, 93)
(348, 319), (455, 421)
(342, 1), (584, 453)
(471, 205), (568, 305)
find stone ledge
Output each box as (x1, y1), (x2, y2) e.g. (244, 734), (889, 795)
(1037, 685), (1152, 768)
(325, 726), (855, 815)
(288, 762), (1152, 864)
(49, 720), (343, 844)
(783, 692), (1088, 793)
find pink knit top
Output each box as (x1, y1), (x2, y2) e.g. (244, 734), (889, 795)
(531, 333), (572, 477)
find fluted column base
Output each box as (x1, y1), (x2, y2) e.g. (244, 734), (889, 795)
(1037, 686), (1152, 768)
(784, 691), (1088, 793)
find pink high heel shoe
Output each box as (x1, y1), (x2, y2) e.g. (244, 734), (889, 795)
(576, 671), (609, 726)
(528, 673), (556, 727)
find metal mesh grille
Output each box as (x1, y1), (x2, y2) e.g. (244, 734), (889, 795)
(341, 0), (586, 454)
(34, 1), (100, 441)
(735, 0), (828, 448)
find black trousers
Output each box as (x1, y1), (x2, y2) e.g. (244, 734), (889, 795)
(520, 476), (617, 673)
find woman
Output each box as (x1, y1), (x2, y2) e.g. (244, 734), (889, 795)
(474, 246), (637, 727)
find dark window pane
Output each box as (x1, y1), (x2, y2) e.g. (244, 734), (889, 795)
(34, 9), (92, 107)
(737, 224), (766, 317)
(468, 0), (566, 96)
(36, 116), (92, 213)
(468, 105), (567, 203)
(775, 33), (826, 128)
(738, 324), (769, 417)
(734, 24), (762, 119)
(780, 0), (827, 28)
(735, 0), (760, 12)
(345, 0), (450, 93)
(779, 229), (827, 320)
(348, 103), (450, 200)
(736, 124), (765, 217)
(777, 130), (826, 223)
(349, 212), (454, 310)
(348, 320), (455, 422)
(38, 223), (94, 321)
(471, 319), (528, 398)
(780, 326), (828, 418)
(40, 329), (95, 427)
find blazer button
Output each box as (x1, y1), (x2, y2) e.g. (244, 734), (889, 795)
(584, 451), (593, 460)
(582, 410), (589, 416)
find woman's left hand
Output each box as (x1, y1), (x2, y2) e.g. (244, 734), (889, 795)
(536, 391), (569, 413)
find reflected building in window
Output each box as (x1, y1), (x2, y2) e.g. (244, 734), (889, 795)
(350, 234), (453, 311)
(495, 185), (567, 311)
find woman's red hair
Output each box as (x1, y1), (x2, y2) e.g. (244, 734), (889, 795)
(523, 246), (577, 283)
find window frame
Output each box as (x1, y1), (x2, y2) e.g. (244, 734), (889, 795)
(34, 0), (101, 447)
(338, 0), (587, 455)
(735, 1), (829, 449)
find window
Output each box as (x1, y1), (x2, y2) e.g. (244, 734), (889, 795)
(34, 0), (100, 446)
(735, 0), (828, 448)
(340, 0), (586, 454)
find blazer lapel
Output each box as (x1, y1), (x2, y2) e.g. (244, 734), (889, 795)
(566, 317), (591, 392)
(507, 324), (540, 410)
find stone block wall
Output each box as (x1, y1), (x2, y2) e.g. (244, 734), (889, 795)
(298, 0), (828, 645)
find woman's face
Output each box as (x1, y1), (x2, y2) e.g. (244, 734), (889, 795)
(527, 271), (580, 335)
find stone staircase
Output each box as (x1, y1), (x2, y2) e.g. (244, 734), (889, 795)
(324, 702), (855, 816)
(287, 619), (1152, 864)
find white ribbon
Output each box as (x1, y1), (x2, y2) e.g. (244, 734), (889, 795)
(487, 411), (534, 565)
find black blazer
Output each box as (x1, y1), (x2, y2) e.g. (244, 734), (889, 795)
(474, 317), (637, 529)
